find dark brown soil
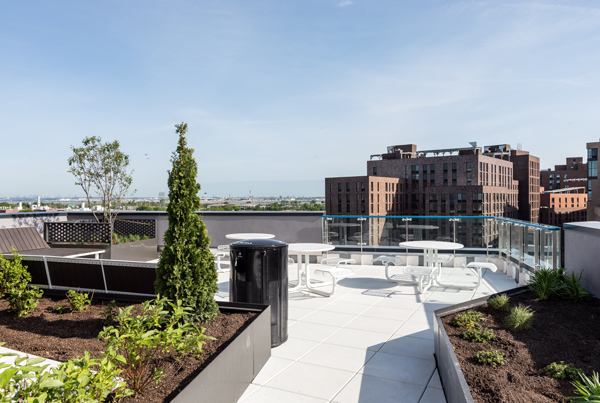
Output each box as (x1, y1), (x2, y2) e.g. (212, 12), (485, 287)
(441, 291), (600, 403)
(0, 296), (257, 402)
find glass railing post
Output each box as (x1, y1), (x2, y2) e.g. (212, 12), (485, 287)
(553, 230), (560, 269)
(357, 217), (367, 259)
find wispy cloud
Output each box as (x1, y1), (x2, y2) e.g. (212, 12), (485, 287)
(336, 0), (353, 8)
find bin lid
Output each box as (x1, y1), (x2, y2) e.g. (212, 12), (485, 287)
(230, 239), (287, 249)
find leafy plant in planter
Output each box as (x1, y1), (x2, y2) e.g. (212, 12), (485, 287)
(474, 349), (506, 367)
(571, 371), (600, 403)
(487, 293), (510, 311)
(0, 343), (129, 402)
(0, 249), (43, 317)
(527, 267), (566, 300)
(463, 326), (495, 342)
(562, 272), (593, 302)
(155, 122), (219, 323)
(99, 296), (214, 397)
(66, 289), (92, 312)
(539, 361), (582, 381)
(112, 233), (150, 245)
(504, 304), (534, 331)
(451, 310), (486, 328)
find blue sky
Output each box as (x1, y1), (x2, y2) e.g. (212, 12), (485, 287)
(2, 1), (600, 198)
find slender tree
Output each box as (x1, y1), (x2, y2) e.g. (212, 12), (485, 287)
(68, 136), (134, 225)
(155, 123), (219, 323)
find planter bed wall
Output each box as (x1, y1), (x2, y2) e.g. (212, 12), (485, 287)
(173, 301), (271, 403)
(17, 255), (158, 298)
(433, 287), (525, 403)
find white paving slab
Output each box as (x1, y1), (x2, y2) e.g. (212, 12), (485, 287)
(419, 387), (447, 403)
(360, 352), (436, 386)
(298, 343), (376, 372)
(264, 361), (355, 400)
(323, 327), (390, 351)
(332, 374), (426, 403)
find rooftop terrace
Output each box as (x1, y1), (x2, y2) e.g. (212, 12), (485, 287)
(214, 256), (518, 403)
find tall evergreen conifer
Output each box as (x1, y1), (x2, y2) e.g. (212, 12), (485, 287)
(155, 123), (219, 323)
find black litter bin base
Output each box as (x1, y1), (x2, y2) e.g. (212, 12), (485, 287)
(229, 239), (288, 347)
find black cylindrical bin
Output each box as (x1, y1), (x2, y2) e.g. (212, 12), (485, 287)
(229, 239), (288, 347)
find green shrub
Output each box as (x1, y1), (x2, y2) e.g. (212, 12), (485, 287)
(561, 272), (593, 302)
(451, 310), (486, 328)
(155, 123), (220, 324)
(570, 371), (600, 403)
(504, 304), (534, 331)
(66, 289), (91, 312)
(7, 286), (43, 317)
(539, 361), (582, 380)
(0, 347), (130, 402)
(101, 299), (118, 325)
(99, 295), (214, 397)
(463, 326), (495, 342)
(527, 268), (565, 300)
(474, 349), (506, 367)
(0, 249), (30, 300)
(488, 294), (510, 311)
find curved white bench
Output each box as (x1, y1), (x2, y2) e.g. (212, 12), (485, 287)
(313, 258), (355, 296)
(435, 261), (497, 290)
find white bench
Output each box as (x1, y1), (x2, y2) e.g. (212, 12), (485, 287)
(372, 256), (435, 293)
(213, 251), (230, 273)
(464, 262), (498, 290)
(310, 257), (356, 296)
(402, 266), (436, 293)
(320, 257), (356, 267)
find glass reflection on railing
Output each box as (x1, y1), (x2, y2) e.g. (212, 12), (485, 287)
(323, 215), (562, 271)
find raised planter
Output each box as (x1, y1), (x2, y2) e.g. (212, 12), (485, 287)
(433, 287), (524, 403)
(172, 301), (271, 403)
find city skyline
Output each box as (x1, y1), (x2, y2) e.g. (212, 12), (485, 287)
(2, 1), (600, 197)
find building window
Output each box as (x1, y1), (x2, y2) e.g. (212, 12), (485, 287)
(589, 160), (598, 178)
(373, 166), (378, 175)
(361, 182), (365, 191)
(338, 183), (342, 191)
(346, 182), (350, 192)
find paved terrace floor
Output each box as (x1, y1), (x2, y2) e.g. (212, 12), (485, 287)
(214, 259), (518, 403)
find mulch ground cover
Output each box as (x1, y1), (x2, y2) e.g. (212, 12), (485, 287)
(0, 296), (257, 402)
(441, 290), (600, 403)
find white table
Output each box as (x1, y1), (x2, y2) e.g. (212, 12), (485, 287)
(399, 240), (463, 267)
(399, 240), (465, 289)
(225, 233), (275, 240)
(288, 243), (335, 297)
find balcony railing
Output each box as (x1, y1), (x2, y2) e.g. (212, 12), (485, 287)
(322, 215), (561, 273)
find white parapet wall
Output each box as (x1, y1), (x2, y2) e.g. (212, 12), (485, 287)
(564, 222), (600, 298)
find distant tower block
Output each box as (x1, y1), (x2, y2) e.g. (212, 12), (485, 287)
(158, 192), (166, 199)
(37, 196), (41, 206)
(249, 190), (252, 202)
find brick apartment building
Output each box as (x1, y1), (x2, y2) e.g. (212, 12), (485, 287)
(587, 141), (600, 221)
(539, 189), (587, 227)
(326, 143), (540, 222)
(540, 157), (587, 192)
(538, 157), (588, 226)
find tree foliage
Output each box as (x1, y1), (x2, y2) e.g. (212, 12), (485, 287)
(68, 136), (134, 224)
(154, 123), (219, 323)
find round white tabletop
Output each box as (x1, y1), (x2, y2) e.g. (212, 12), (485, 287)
(225, 233), (275, 240)
(288, 243), (335, 253)
(399, 240), (464, 250)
